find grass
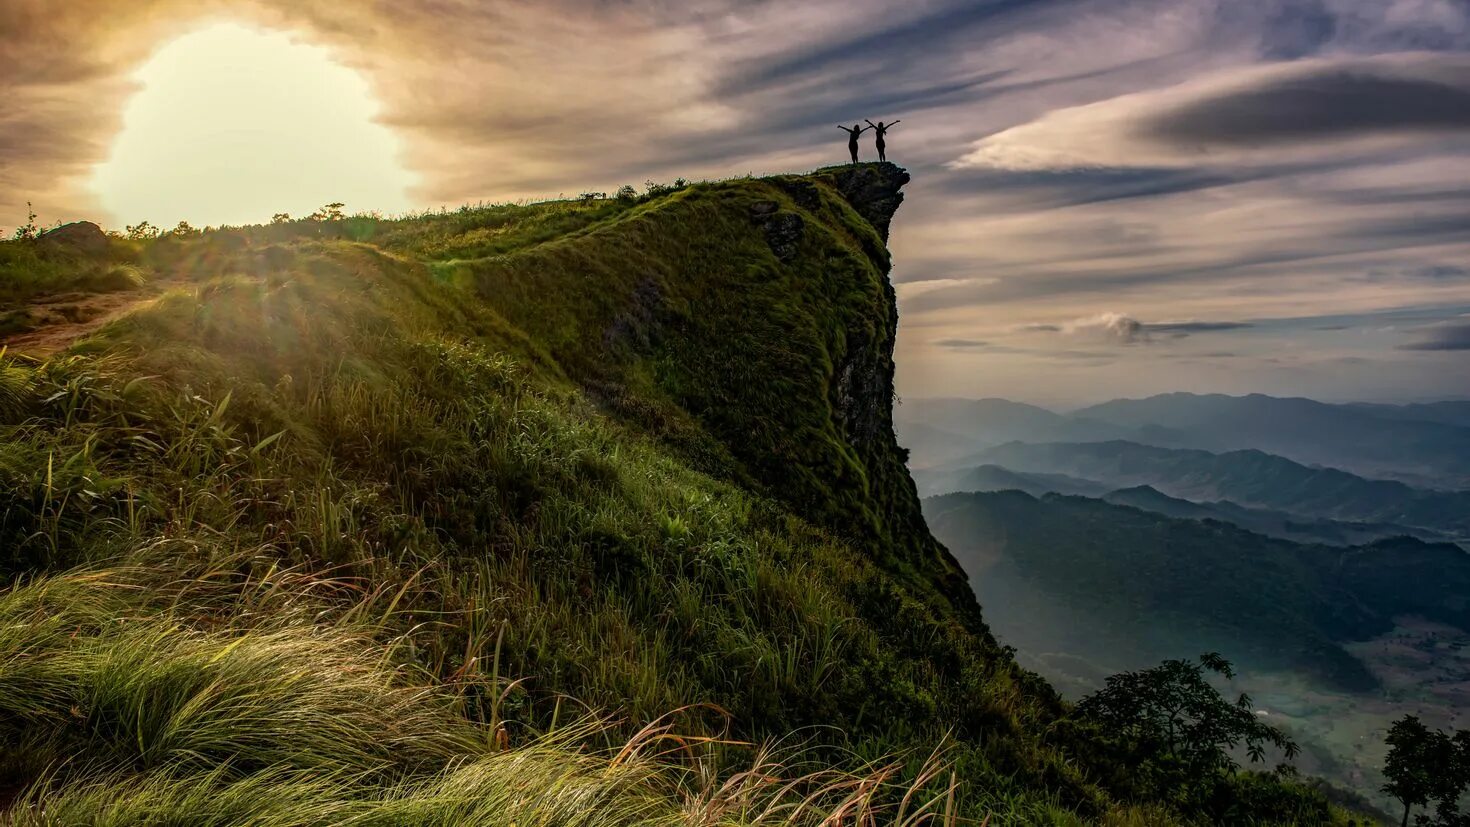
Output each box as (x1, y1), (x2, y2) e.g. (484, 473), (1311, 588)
(0, 166), (1362, 824)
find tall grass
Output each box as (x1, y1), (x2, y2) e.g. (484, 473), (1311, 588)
(0, 561), (973, 826)
(0, 174), (1360, 824)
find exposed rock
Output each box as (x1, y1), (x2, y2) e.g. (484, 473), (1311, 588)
(751, 200), (804, 262)
(816, 162), (910, 242)
(758, 212), (804, 262)
(38, 221), (109, 257)
(748, 200), (779, 217)
(773, 179), (822, 213)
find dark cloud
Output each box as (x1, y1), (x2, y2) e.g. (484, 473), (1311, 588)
(1409, 265), (1470, 281)
(1146, 321), (1253, 333)
(718, 0), (1067, 94)
(1399, 323), (1470, 352)
(1256, 0), (1336, 60)
(935, 338), (990, 348)
(1141, 62), (1470, 147)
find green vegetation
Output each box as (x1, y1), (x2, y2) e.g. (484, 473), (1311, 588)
(925, 489), (1470, 692)
(1066, 653), (1307, 819)
(1381, 715), (1470, 826)
(0, 165), (1357, 823)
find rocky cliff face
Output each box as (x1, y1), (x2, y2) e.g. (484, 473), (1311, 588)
(817, 163), (911, 242)
(817, 164), (984, 621)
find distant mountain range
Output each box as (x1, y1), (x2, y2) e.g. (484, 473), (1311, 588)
(1100, 484), (1453, 547)
(969, 440), (1470, 543)
(898, 393), (1470, 489)
(923, 490), (1470, 693)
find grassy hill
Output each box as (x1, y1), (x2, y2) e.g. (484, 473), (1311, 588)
(0, 166), (1351, 824)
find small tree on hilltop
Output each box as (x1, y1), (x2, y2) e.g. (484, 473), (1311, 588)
(1075, 653), (1299, 789)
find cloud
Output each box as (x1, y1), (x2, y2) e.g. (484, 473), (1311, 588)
(1062, 312), (1149, 344)
(1016, 314), (1252, 345)
(1147, 320), (1253, 333)
(1399, 322), (1470, 351)
(1407, 265), (1470, 281)
(934, 338), (989, 349)
(954, 53), (1470, 171)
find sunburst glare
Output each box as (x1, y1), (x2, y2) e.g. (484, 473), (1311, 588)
(92, 21), (415, 229)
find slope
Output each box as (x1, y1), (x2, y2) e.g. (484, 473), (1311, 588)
(0, 167), (1354, 824)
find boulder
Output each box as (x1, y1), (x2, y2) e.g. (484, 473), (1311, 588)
(38, 221), (110, 257)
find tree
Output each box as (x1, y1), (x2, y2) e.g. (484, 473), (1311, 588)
(309, 202), (346, 221)
(1382, 715), (1468, 827)
(124, 220), (160, 240)
(1074, 653), (1299, 786)
(12, 202), (38, 240)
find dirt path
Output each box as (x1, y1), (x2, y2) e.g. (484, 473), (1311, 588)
(1, 289), (154, 358)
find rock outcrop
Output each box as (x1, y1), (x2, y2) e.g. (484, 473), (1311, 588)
(816, 162), (910, 242)
(38, 221), (109, 257)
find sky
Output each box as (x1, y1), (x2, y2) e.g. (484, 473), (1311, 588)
(2, 0), (1469, 406)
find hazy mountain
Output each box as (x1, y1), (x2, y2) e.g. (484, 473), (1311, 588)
(1074, 393), (1470, 488)
(1102, 484), (1449, 547)
(1344, 400), (1470, 428)
(924, 490), (1470, 693)
(894, 397), (1142, 468)
(893, 419), (986, 469)
(976, 440), (1470, 541)
(912, 463), (1111, 498)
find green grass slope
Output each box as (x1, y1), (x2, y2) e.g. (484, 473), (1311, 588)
(0, 166), (1351, 824)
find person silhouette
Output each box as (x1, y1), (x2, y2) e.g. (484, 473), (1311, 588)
(865, 119), (900, 162)
(837, 123), (869, 164)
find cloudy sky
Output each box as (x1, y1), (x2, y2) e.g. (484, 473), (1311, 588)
(3, 0), (1469, 406)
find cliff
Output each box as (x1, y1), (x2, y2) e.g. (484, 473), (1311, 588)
(0, 167), (1346, 823)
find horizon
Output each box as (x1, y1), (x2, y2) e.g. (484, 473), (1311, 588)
(906, 388), (1470, 413)
(4, 0), (1469, 404)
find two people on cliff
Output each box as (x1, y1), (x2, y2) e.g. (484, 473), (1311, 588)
(838, 119), (900, 164)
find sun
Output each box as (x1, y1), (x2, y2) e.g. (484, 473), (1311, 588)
(92, 22), (416, 230)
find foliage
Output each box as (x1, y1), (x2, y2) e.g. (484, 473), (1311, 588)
(1069, 654), (1302, 814)
(126, 220), (161, 240)
(1382, 714), (1470, 826)
(12, 201), (39, 240)
(310, 202), (347, 221)
(616, 184), (638, 201)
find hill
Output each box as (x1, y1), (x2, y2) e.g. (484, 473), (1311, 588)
(1345, 400), (1470, 428)
(1101, 484), (1450, 547)
(1074, 392), (1470, 488)
(894, 397), (1148, 469)
(913, 463), (1112, 499)
(975, 439), (1470, 542)
(923, 490), (1470, 692)
(1, 166), (1341, 824)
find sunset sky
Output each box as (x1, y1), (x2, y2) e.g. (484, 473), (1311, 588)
(3, 0), (1468, 405)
